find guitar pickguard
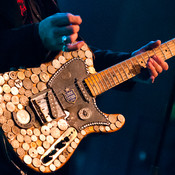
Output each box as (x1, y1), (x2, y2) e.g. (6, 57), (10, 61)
(0, 43), (125, 173)
(48, 58), (109, 131)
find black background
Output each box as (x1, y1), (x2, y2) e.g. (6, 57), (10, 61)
(57, 1), (175, 175)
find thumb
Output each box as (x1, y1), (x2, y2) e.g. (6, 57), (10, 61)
(145, 40), (161, 50)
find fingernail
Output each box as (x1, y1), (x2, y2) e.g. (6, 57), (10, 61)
(151, 77), (155, 83)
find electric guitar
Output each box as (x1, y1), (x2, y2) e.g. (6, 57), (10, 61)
(0, 39), (174, 173)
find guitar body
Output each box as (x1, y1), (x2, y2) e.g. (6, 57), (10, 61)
(0, 44), (125, 173)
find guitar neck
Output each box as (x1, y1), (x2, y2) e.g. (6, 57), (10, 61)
(85, 38), (175, 97)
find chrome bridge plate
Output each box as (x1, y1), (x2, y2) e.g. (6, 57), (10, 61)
(40, 127), (77, 166)
(30, 89), (65, 124)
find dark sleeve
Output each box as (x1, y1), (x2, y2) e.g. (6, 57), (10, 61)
(0, 23), (50, 73)
(90, 46), (131, 71)
(90, 46), (136, 91)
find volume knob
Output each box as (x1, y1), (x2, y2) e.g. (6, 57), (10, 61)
(78, 108), (92, 120)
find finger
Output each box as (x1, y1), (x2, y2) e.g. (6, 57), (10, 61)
(150, 40), (161, 48)
(69, 33), (78, 43)
(67, 13), (82, 25)
(66, 25), (80, 34)
(56, 33), (78, 46)
(51, 13), (82, 27)
(61, 33), (78, 45)
(66, 41), (85, 51)
(151, 55), (169, 70)
(149, 58), (163, 74)
(143, 40), (161, 51)
(54, 25), (80, 37)
(150, 75), (155, 83)
(132, 40), (162, 56)
(147, 60), (158, 78)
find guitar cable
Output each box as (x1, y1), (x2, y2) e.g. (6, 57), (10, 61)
(2, 133), (28, 175)
(1, 133), (58, 175)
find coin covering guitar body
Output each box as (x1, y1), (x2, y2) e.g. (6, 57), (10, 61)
(0, 39), (174, 173)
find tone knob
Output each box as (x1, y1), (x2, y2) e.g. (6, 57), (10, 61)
(78, 108), (92, 120)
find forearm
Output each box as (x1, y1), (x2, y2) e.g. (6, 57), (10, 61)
(90, 46), (131, 71)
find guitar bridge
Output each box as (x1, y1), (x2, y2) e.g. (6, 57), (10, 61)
(30, 89), (65, 124)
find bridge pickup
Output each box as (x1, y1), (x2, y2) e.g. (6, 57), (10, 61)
(40, 127), (77, 166)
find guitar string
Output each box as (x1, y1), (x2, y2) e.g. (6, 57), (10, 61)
(85, 40), (175, 95)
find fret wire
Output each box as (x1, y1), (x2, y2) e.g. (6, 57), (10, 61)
(165, 42), (174, 56)
(154, 48), (167, 57)
(172, 39), (175, 48)
(167, 41), (175, 56)
(96, 74), (106, 92)
(129, 58), (138, 74)
(155, 48), (173, 59)
(169, 38), (175, 45)
(152, 48), (157, 55)
(99, 72), (110, 89)
(121, 63), (129, 79)
(89, 76), (100, 95)
(159, 45), (167, 60)
(83, 39), (175, 97)
(135, 56), (142, 66)
(116, 65), (124, 82)
(140, 54), (147, 65)
(135, 54), (144, 67)
(92, 74), (103, 94)
(171, 39), (175, 55)
(111, 67), (120, 83)
(125, 61), (134, 77)
(161, 44), (170, 57)
(96, 73), (106, 91)
(104, 70), (113, 87)
(86, 77), (97, 96)
(146, 51), (152, 58)
(107, 69), (117, 86)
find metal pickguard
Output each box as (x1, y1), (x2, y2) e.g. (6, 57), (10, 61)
(48, 58), (109, 131)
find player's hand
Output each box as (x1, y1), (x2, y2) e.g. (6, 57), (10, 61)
(132, 40), (169, 83)
(39, 13), (85, 51)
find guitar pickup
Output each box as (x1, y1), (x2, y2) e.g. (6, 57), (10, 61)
(30, 89), (65, 124)
(75, 80), (90, 102)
